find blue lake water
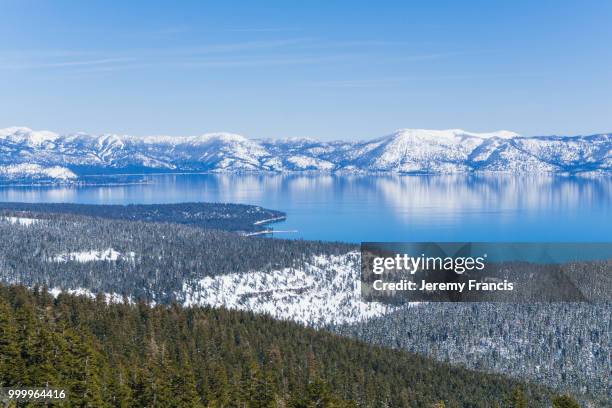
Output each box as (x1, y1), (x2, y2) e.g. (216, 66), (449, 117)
(0, 174), (610, 243)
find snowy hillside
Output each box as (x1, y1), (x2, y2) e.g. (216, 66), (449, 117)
(0, 163), (76, 181)
(1, 126), (610, 180)
(178, 252), (392, 327)
(35, 250), (389, 327)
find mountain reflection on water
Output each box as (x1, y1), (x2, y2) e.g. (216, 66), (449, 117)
(0, 174), (609, 242)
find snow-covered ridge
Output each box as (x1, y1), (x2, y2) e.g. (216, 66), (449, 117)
(0, 126), (610, 178)
(178, 252), (393, 327)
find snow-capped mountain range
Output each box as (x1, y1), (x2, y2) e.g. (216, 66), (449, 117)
(1, 126), (610, 180)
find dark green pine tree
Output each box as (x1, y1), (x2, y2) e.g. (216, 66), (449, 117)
(129, 368), (153, 408)
(107, 366), (134, 408)
(28, 324), (59, 388)
(289, 378), (356, 408)
(551, 394), (581, 408)
(61, 330), (107, 407)
(169, 359), (202, 408)
(247, 361), (276, 408)
(506, 387), (529, 408)
(140, 347), (175, 408)
(13, 294), (38, 385)
(202, 359), (230, 406)
(0, 298), (22, 386)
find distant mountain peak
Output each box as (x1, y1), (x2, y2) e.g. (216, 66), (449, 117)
(0, 125), (33, 135)
(389, 128), (520, 140)
(0, 126), (60, 145)
(192, 132), (251, 143)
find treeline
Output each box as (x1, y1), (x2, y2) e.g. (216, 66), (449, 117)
(0, 284), (575, 407)
(0, 202), (285, 233)
(0, 211), (351, 302)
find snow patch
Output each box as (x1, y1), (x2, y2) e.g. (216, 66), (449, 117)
(1, 216), (41, 226)
(286, 155), (335, 170)
(51, 248), (135, 263)
(253, 216), (286, 225)
(48, 287), (132, 304)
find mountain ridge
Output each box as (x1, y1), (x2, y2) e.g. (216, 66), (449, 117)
(1, 126), (610, 180)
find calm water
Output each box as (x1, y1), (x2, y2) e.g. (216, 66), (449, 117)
(0, 174), (610, 243)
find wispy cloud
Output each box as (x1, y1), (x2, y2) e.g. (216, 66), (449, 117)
(0, 36), (476, 77)
(309, 77), (416, 88)
(129, 25), (193, 38)
(180, 53), (365, 68)
(161, 38), (314, 55)
(0, 38), (311, 72)
(0, 37), (310, 61)
(225, 28), (303, 33)
(0, 57), (136, 70)
(310, 73), (543, 88)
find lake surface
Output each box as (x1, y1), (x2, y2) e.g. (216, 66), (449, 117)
(0, 174), (610, 242)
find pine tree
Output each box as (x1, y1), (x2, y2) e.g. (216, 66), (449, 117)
(61, 330), (107, 407)
(107, 367), (133, 408)
(13, 294), (38, 385)
(552, 394), (581, 408)
(289, 378), (356, 408)
(28, 325), (59, 387)
(170, 360), (202, 407)
(0, 298), (21, 386)
(507, 387), (528, 408)
(247, 361), (276, 408)
(202, 359), (230, 406)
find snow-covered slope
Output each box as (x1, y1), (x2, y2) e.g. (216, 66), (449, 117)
(343, 129), (514, 173)
(1, 126), (609, 179)
(0, 163), (76, 181)
(44, 250), (391, 327)
(178, 252), (392, 327)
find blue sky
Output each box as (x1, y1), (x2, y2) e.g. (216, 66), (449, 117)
(1, 0), (611, 140)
